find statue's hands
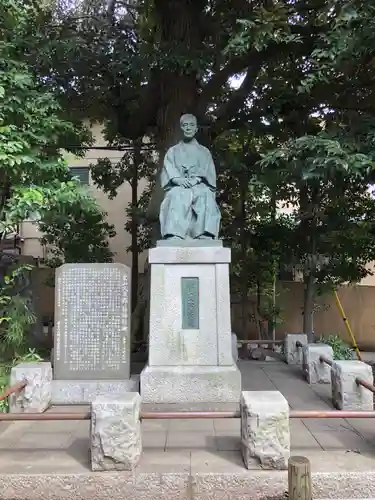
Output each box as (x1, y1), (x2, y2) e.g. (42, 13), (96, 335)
(172, 177), (192, 188)
(186, 177), (202, 187)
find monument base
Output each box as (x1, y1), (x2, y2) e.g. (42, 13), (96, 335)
(140, 365), (241, 404)
(51, 376), (140, 404)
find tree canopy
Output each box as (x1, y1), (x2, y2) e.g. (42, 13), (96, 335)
(0, 0), (114, 264)
(4, 0), (375, 337)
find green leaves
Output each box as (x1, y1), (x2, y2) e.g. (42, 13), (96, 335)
(260, 133), (375, 183)
(0, 0), (115, 265)
(226, 5), (301, 55)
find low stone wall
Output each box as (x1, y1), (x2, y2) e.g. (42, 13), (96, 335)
(8, 360), (293, 472)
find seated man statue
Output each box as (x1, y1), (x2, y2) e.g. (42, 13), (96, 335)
(159, 113), (221, 240)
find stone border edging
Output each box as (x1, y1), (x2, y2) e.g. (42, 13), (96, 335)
(1, 470), (375, 500)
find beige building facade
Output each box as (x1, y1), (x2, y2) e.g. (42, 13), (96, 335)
(20, 123), (149, 272)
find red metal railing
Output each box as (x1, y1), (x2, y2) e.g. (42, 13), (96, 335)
(237, 340), (283, 345)
(356, 377), (375, 394)
(319, 355), (333, 367)
(0, 412), (91, 421)
(0, 380), (27, 402)
(1, 409), (375, 421)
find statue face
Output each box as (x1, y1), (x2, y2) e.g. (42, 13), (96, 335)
(180, 116), (198, 139)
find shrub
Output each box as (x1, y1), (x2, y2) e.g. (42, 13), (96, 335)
(318, 334), (354, 360)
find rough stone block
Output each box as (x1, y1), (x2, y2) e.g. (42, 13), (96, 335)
(285, 333), (307, 365)
(302, 343), (333, 384)
(90, 392), (142, 471)
(241, 391), (290, 470)
(331, 360), (373, 410)
(9, 362), (52, 413)
(141, 365), (241, 404)
(249, 346), (265, 361)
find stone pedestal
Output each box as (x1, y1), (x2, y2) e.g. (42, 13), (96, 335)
(51, 378), (139, 404)
(141, 241), (241, 404)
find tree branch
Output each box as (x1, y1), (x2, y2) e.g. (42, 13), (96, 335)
(197, 52), (254, 112)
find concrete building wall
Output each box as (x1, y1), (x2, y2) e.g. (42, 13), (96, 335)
(231, 282), (375, 349)
(32, 272), (375, 349)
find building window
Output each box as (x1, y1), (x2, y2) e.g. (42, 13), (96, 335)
(69, 167), (90, 185)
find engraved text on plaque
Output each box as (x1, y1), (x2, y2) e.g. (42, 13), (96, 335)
(54, 263), (131, 380)
(181, 277), (199, 329)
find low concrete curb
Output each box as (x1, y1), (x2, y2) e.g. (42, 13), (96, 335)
(1, 470), (375, 500)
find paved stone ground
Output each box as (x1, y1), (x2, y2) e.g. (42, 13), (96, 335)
(1, 360), (375, 475)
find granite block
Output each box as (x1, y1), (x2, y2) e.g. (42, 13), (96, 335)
(285, 333), (307, 365)
(149, 246), (230, 264)
(331, 360), (373, 410)
(90, 392), (142, 471)
(9, 362), (52, 413)
(241, 391), (290, 470)
(302, 343), (333, 384)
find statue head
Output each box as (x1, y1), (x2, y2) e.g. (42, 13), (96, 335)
(180, 113), (198, 140)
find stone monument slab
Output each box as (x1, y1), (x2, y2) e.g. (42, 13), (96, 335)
(54, 263), (131, 381)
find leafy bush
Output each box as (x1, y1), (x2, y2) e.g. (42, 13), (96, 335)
(0, 264), (37, 360)
(318, 334), (354, 360)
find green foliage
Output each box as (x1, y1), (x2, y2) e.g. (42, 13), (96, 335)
(215, 131), (295, 334)
(0, 0), (114, 266)
(39, 188), (115, 266)
(319, 334), (354, 360)
(0, 260), (42, 414)
(260, 134), (375, 182)
(0, 264), (36, 359)
(226, 4), (302, 55)
(10, 0), (375, 341)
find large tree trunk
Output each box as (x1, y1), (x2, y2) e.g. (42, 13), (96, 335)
(130, 140), (140, 312)
(146, 0), (204, 231)
(303, 271), (315, 342)
(299, 182), (320, 342)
